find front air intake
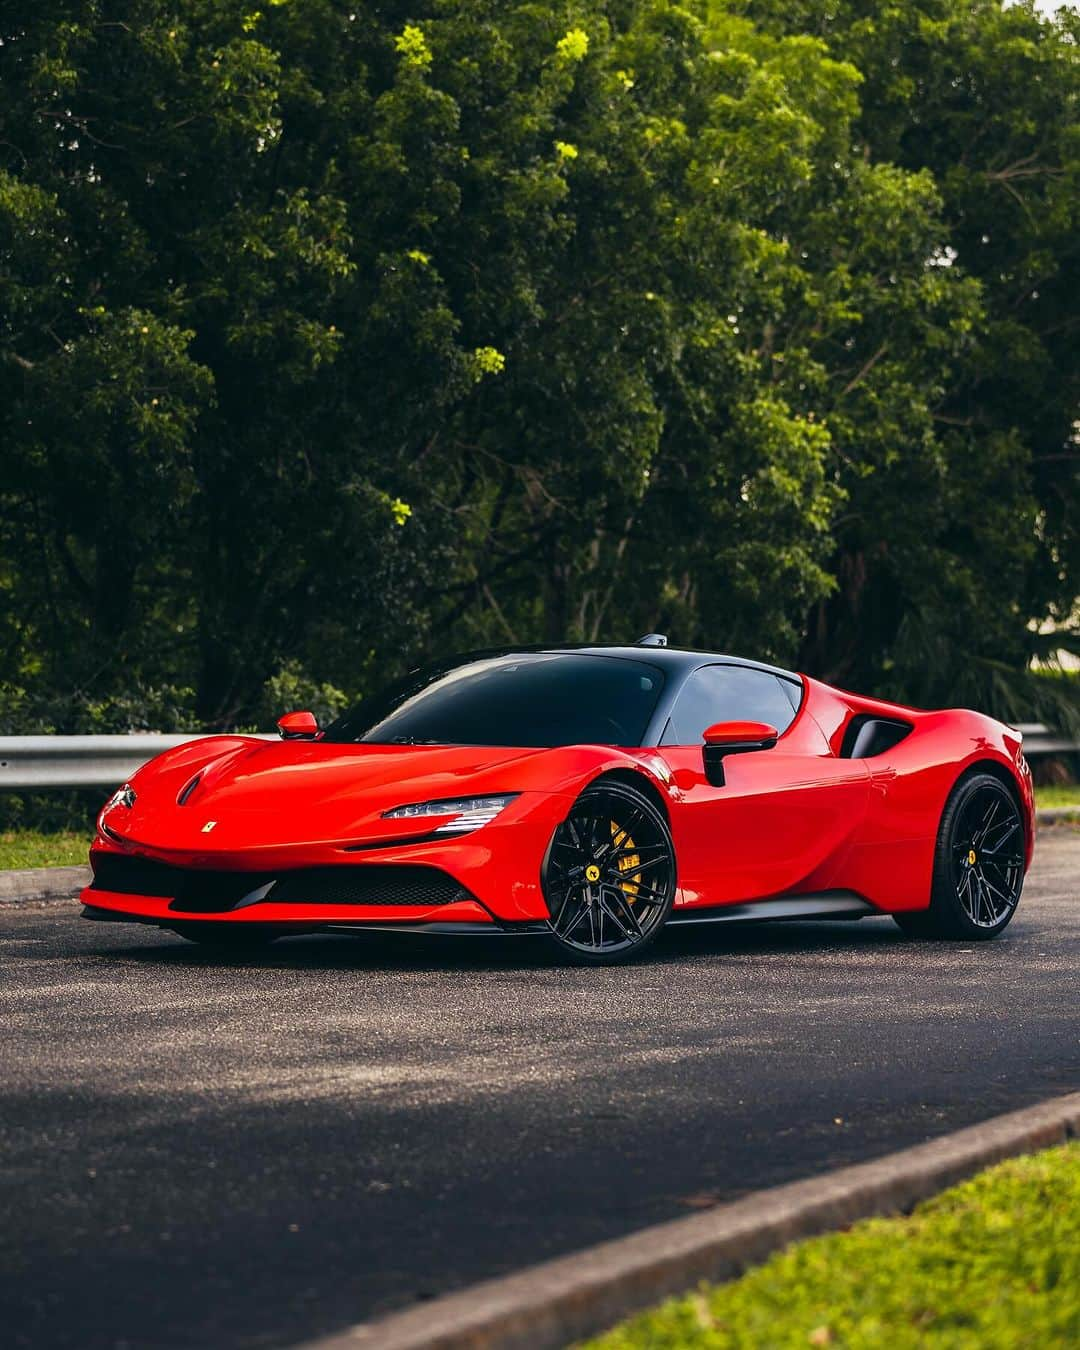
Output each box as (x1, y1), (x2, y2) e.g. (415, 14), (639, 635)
(270, 866), (471, 908)
(89, 855), (473, 912)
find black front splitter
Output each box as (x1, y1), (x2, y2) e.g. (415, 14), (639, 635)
(81, 904), (550, 938)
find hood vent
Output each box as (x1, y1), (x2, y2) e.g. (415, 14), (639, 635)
(177, 773), (202, 806)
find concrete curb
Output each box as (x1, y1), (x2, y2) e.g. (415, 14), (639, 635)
(0, 807), (1073, 907)
(306, 1092), (1080, 1350)
(0, 864), (89, 905)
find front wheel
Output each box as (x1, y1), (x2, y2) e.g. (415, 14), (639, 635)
(894, 772), (1026, 941)
(542, 780), (676, 965)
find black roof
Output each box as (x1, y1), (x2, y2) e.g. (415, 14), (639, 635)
(489, 643), (802, 684)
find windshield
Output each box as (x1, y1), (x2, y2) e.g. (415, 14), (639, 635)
(322, 652), (666, 747)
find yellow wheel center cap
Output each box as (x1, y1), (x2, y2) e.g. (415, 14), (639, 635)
(968, 849), (977, 866)
(585, 864), (601, 883)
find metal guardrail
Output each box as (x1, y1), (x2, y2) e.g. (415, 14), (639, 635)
(0, 725), (1075, 792)
(0, 734), (272, 790)
(1012, 724), (1080, 757)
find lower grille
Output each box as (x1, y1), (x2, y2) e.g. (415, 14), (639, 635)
(89, 854), (472, 912)
(90, 854), (197, 897)
(271, 866), (469, 908)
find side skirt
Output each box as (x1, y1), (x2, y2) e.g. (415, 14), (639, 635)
(323, 921), (552, 937)
(667, 891), (876, 927)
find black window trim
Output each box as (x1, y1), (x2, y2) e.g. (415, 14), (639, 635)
(651, 660), (803, 747)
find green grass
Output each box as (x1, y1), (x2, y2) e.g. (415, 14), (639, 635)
(1036, 784), (1080, 810)
(0, 829), (90, 870)
(583, 1143), (1080, 1349)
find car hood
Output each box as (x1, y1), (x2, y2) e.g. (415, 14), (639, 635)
(109, 739), (562, 853)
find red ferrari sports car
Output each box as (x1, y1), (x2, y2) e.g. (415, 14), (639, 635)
(82, 638), (1035, 964)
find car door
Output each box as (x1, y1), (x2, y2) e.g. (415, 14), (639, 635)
(655, 665), (871, 908)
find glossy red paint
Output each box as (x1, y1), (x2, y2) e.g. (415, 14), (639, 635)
(702, 720), (779, 746)
(276, 709), (319, 740)
(81, 665), (1034, 934)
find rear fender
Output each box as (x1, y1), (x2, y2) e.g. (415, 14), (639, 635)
(842, 709), (1032, 910)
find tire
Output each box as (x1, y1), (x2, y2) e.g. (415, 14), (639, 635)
(893, 772), (1026, 941)
(169, 923), (280, 951)
(542, 780), (676, 965)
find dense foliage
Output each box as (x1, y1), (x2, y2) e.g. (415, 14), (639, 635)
(1, 0), (1077, 733)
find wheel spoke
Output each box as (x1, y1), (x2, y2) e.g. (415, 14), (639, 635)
(556, 891), (588, 938)
(597, 891), (634, 942)
(608, 809), (645, 855)
(607, 842), (667, 862)
(605, 852), (669, 881)
(982, 819), (1019, 854)
(967, 871), (980, 922)
(568, 902), (591, 940)
(958, 869), (973, 920)
(978, 870), (1015, 917)
(957, 867), (976, 920)
(553, 884), (577, 930)
(981, 877), (994, 924)
(602, 886), (643, 938)
(624, 878), (667, 905)
(972, 798), (999, 846)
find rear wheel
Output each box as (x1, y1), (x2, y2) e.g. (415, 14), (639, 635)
(894, 772), (1025, 940)
(169, 924), (280, 951)
(542, 781), (676, 965)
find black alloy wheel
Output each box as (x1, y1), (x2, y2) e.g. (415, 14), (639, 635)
(894, 772), (1025, 940)
(542, 780), (676, 964)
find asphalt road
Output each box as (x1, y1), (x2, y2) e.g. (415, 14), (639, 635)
(2, 830), (1078, 1350)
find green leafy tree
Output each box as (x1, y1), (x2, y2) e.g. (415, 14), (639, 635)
(1, 0), (1076, 738)
(744, 0), (1080, 726)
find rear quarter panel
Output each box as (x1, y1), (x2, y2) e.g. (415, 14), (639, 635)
(817, 692), (1034, 912)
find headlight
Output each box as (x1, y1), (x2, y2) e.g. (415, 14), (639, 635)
(97, 783), (136, 837)
(381, 793), (519, 835)
(104, 783), (137, 811)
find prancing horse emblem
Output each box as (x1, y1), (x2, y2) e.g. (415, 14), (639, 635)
(201, 820), (218, 833)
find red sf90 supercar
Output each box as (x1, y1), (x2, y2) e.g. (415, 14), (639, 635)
(83, 638), (1035, 964)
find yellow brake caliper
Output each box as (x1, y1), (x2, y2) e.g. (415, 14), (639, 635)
(611, 820), (641, 901)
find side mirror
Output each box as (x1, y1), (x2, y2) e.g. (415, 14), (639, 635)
(277, 710), (319, 741)
(702, 720), (778, 787)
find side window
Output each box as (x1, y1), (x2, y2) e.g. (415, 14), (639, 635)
(662, 666), (798, 744)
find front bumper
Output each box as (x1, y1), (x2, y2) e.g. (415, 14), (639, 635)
(81, 790), (573, 928)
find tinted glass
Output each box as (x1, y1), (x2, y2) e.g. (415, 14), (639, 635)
(323, 653), (665, 747)
(663, 665), (798, 744)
